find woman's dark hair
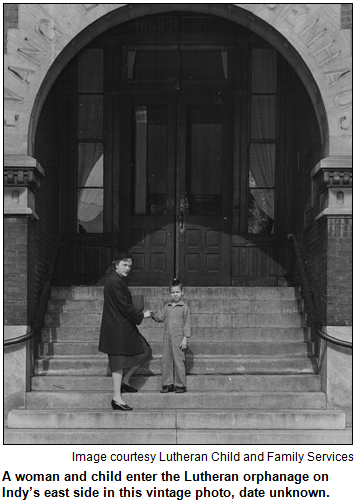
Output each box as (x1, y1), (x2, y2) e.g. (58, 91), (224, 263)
(112, 252), (133, 269)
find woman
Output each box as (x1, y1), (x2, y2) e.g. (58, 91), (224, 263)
(99, 253), (152, 411)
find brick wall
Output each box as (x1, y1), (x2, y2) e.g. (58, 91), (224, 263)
(4, 217), (29, 325)
(341, 4), (352, 29)
(3, 4), (19, 54)
(290, 75), (352, 327)
(326, 218), (352, 325)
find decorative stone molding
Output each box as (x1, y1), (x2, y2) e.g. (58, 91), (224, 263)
(322, 169), (352, 187)
(311, 156), (352, 219)
(4, 154), (45, 191)
(4, 155), (44, 218)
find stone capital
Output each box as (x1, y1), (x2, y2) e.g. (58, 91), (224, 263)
(311, 156), (352, 220)
(4, 154), (45, 192)
(311, 156), (352, 188)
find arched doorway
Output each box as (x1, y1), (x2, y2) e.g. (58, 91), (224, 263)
(36, 11), (321, 286)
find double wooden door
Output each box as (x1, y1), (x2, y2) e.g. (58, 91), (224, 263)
(118, 91), (232, 285)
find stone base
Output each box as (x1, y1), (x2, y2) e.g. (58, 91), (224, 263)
(4, 326), (31, 427)
(320, 327), (352, 427)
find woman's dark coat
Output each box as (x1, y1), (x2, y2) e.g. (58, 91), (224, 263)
(99, 271), (144, 355)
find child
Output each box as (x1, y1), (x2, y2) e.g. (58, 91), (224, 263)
(151, 279), (191, 393)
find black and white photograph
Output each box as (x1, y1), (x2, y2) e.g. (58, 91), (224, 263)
(3, 0), (352, 463)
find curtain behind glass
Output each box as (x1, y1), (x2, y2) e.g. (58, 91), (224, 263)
(77, 143), (103, 232)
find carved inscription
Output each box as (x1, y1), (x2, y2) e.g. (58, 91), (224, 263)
(82, 4), (99, 14)
(297, 18), (327, 48)
(4, 88), (24, 101)
(324, 68), (351, 88)
(334, 89), (352, 110)
(266, 5), (345, 70)
(8, 66), (35, 86)
(4, 111), (20, 129)
(265, 5), (279, 12)
(35, 18), (63, 44)
(339, 115), (352, 132)
(18, 38), (47, 66)
(263, 4), (352, 134)
(310, 40), (341, 67)
(278, 4), (310, 30)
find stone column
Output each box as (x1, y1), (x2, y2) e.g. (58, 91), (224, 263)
(312, 156), (352, 425)
(3, 154), (44, 424)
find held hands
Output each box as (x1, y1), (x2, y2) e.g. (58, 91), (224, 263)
(143, 310), (151, 318)
(150, 311), (159, 321)
(179, 336), (188, 350)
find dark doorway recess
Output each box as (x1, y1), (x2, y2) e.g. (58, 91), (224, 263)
(48, 13), (315, 286)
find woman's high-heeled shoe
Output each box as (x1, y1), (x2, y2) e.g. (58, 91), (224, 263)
(111, 399), (132, 411)
(121, 382), (138, 393)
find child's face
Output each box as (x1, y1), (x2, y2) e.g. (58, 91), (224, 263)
(170, 285), (183, 303)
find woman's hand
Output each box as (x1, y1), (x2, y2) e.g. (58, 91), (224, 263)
(143, 310), (151, 318)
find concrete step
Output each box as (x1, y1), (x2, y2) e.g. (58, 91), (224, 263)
(3, 427), (176, 444)
(8, 408), (344, 430)
(176, 428), (352, 445)
(4, 427), (352, 445)
(47, 299), (301, 314)
(31, 374), (322, 392)
(4, 427), (351, 445)
(37, 341), (313, 358)
(24, 391), (327, 410)
(50, 286), (301, 301)
(40, 326), (309, 343)
(34, 355), (317, 375)
(44, 312), (305, 328)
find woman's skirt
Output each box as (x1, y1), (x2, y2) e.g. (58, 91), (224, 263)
(108, 335), (152, 372)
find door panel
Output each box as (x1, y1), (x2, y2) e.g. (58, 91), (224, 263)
(119, 96), (176, 285)
(177, 99), (232, 285)
(119, 93), (232, 285)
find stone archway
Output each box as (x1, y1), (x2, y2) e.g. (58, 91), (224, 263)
(4, 3), (352, 161)
(3, 4), (352, 428)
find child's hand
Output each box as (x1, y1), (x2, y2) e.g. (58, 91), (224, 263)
(179, 336), (188, 350)
(143, 310), (151, 318)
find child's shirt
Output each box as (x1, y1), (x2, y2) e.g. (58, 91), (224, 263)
(152, 301), (191, 339)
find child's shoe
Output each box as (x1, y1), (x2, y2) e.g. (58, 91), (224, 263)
(160, 384), (175, 393)
(175, 386), (186, 393)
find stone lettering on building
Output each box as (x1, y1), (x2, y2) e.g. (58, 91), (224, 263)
(82, 4), (99, 14)
(4, 111), (20, 129)
(35, 18), (63, 44)
(277, 4), (311, 30)
(8, 66), (36, 86)
(4, 87), (24, 101)
(265, 5), (280, 12)
(310, 40), (341, 67)
(334, 89), (352, 110)
(297, 18), (328, 48)
(324, 68), (351, 88)
(338, 114), (352, 132)
(18, 39), (47, 66)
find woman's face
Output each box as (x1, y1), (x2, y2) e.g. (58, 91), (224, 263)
(115, 259), (132, 277)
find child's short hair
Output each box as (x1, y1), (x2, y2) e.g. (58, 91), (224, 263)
(170, 278), (183, 290)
